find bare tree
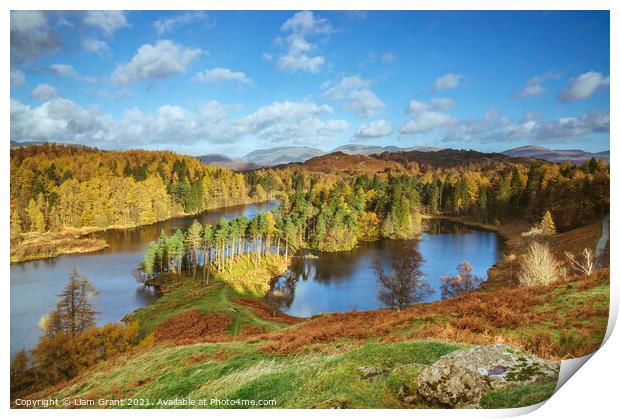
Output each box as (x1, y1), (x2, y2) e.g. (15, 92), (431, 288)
(440, 262), (482, 299)
(373, 243), (433, 311)
(265, 273), (296, 316)
(565, 248), (595, 276)
(518, 242), (565, 287)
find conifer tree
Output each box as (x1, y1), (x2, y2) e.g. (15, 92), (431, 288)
(186, 220), (203, 278)
(540, 210), (556, 235)
(51, 269), (99, 336)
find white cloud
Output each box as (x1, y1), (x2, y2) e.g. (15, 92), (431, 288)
(83, 11), (129, 36)
(381, 52), (396, 63)
(12, 97), (110, 143)
(559, 71), (610, 102)
(407, 98), (455, 114)
(50, 64), (96, 82)
(242, 101), (348, 144)
(11, 70), (26, 87)
(153, 11), (214, 36)
(111, 40), (202, 86)
(400, 111), (456, 134)
(10, 11), (61, 61)
(275, 11), (332, 73)
(345, 11), (368, 20)
(82, 37), (108, 54)
(11, 97), (347, 148)
(515, 71), (562, 98)
(432, 73), (463, 92)
(193, 67), (252, 85)
(355, 120), (393, 139)
(31, 84), (59, 101)
(401, 98), (457, 134)
(441, 110), (609, 144)
(323, 76), (385, 118)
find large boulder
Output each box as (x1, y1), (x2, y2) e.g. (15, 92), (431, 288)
(416, 344), (559, 407)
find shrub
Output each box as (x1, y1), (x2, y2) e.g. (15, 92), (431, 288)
(440, 262), (482, 299)
(518, 242), (565, 287)
(565, 248), (595, 276)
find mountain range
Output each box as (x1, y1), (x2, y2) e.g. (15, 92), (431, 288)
(502, 145), (609, 164)
(10, 140), (609, 168)
(197, 144), (443, 170)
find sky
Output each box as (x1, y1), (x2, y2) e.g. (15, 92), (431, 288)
(9, 10), (610, 157)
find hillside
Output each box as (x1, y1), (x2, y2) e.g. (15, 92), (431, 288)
(376, 149), (541, 169)
(331, 144), (442, 156)
(502, 145), (610, 164)
(27, 262), (608, 408)
(279, 151), (405, 174)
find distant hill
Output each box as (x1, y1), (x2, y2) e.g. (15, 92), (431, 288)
(330, 144), (442, 156)
(278, 151), (404, 174)
(375, 148), (540, 169)
(10, 140), (88, 149)
(197, 154), (233, 165)
(243, 146), (324, 166)
(278, 148), (537, 175)
(502, 145), (609, 164)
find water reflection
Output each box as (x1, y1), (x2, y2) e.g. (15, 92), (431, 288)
(274, 220), (505, 318)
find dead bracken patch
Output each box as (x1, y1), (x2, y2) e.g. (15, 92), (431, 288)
(259, 269), (609, 359)
(154, 310), (233, 344)
(232, 297), (301, 324)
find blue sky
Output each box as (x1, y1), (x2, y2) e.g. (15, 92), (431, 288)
(10, 10), (610, 157)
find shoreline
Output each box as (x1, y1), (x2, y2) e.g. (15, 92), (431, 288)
(10, 197), (279, 265)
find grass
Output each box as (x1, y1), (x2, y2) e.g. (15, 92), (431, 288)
(211, 254), (289, 296)
(480, 383), (556, 409)
(37, 340), (478, 409)
(126, 280), (292, 340)
(24, 266), (599, 408)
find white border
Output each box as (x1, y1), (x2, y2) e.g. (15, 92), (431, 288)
(2, 1), (616, 418)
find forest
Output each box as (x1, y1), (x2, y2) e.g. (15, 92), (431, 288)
(11, 144), (609, 247)
(139, 153), (609, 286)
(9, 144), (269, 242)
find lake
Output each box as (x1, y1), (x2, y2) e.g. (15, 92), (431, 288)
(274, 220), (505, 317)
(10, 208), (504, 357)
(9, 200), (280, 357)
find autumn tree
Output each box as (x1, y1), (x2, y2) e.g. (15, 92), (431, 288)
(540, 210), (556, 235)
(43, 269), (99, 337)
(373, 243), (432, 310)
(440, 262), (482, 299)
(186, 220), (203, 278)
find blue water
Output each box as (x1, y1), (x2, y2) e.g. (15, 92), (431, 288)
(10, 201), (280, 357)
(278, 220), (505, 317)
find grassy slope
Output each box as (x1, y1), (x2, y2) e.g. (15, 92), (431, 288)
(26, 220), (608, 409)
(37, 339), (554, 409)
(32, 270), (602, 408)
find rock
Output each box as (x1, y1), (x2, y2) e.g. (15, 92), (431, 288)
(357, 366), (388, 379)
(416, 344), (559, 407)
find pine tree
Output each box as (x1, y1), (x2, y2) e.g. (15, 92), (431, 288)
(53, 269), (99, 336)
(540, 210), (556, 235)
(26, 195), (46, 233)
(10, 207), (23, 243)
(202, 224), (213, 282)
(142, 241), (158, 276)
(429, 184), (440, 215)
(186, 220), (203, 278)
